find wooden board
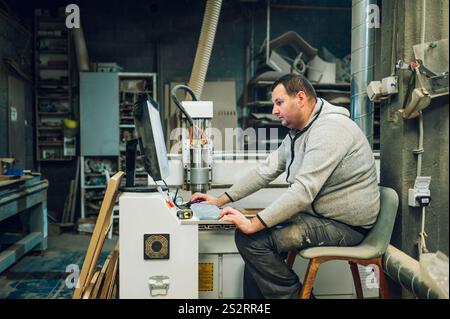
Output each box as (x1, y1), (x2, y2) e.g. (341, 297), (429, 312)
(107, 254), (119, 299)
(92, 256), (110, 299)
(99, 242), (119, 299)
(0, 177), (25, 189)
(82, 270), (100, 299)
(62, 180), (74, 223)
(0, 175), (20, 181)
(69, 157), (80, 223)
(72, 171), (123, 299)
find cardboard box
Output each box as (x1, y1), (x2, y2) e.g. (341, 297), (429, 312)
(0, 158), (15, 175)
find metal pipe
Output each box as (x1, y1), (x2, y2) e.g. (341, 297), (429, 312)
(187, 0), (222, 99)
(271, 4), (351, 11)
(351, 0), (376, 146)
(266, 0), (270, 66)
(383, 245), (440, 299)
(72, 22), (90, 71)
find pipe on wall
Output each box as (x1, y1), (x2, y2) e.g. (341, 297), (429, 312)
(351, 0), (376, 146)
(383, 245), (441, 299)
(187, 0), (222, 99)
(72, 23), (90, 72)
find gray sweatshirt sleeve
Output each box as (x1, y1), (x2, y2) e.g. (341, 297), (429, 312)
(225, 139), (287, 202)
(258, 121), (353, 227)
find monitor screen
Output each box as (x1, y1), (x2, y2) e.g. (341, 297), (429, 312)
(133, 96), (169, 181)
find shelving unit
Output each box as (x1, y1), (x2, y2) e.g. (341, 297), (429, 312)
(34, 11), (75, 161)
(80, 156), (118, 218)
(79, 72), (157, 219)
(118, 72), (157, 185)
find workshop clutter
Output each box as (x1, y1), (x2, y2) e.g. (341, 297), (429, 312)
(0, 158), (15, 175)
(120, 78), (147, 92)
(84, 158), (115, 184)
(250, 31), (351, 85)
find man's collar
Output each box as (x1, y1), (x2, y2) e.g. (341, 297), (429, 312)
(290, 98), (323, 135)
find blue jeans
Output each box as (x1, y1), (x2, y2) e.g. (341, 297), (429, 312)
(235, 213), (369, 299)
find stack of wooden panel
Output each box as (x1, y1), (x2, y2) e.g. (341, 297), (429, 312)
(81, 242), (119, 299)
(72, 171), (123, 299)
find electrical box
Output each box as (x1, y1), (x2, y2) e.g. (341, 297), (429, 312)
(367, 81), (382, 101)
(381, 76), (398, 95)
(408, 176), (431, 207)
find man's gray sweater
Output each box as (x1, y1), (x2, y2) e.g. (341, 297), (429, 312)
(226, 98), (380, 228)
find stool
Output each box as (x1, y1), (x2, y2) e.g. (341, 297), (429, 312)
(286, 186), (399, 299)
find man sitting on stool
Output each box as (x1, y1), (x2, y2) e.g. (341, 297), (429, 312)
(191, 74), (380, 299)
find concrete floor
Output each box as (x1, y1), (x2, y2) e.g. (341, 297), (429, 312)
(0, 233), (117, 299)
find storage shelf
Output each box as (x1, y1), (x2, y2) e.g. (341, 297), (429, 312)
(84, 173), (105, 177)
(247, 101), (273, 107)
(37, 35), (66, 39)
(80, 73), (157, 219)
(35, 11), (75, 162)
(37, 96), (69, 100)
(36, 16), (65, 22)
(39, 66), (68, 70)
(84, 185), (107, 189)
(38, 112), (69, 116)
(37, 50), (68, 54)
(38, 126), (63, 131)
(38, 157), (72, 161)
(38, 142), (63, 146)
(38, 79), (69, 85)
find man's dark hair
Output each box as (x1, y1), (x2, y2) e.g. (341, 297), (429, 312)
(271, 73), (317, 100)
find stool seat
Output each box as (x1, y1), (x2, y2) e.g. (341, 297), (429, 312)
(299, 245), (383, 260)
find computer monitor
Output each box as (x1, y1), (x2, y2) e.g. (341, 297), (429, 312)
(133, 96), (169, 182)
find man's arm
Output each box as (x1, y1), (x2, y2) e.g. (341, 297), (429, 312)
(190, 139), (287, 206)
(225, 140), (287, 202)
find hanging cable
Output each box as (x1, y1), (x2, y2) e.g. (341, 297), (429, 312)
(171, 84), (210, 144)
(416, 0), (428, 256)
(418, 206), (429, 254)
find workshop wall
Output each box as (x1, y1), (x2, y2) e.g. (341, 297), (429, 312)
(0, 10), (34, 169)
(380, 0), (449, 264)
(78, 0), (351, 117)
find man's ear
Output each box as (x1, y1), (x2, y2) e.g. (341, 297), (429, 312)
(296, 91), (307, 107)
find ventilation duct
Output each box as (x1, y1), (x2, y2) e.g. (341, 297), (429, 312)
(187, 0), (222, 99)
(351, 0), (376, 146)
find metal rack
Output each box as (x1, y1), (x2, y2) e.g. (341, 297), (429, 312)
(34, 12), (75, 161)
(118, 72), (157, 185)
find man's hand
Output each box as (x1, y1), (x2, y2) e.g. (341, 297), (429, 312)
(190, 192), (231, 207)
(220, 207), (265, 234)
(190, 193), (218, 205)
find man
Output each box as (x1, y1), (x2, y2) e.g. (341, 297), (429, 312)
(190, 73), (380, 299)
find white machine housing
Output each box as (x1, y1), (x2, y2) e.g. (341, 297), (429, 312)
(119, 191), (198, 298)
